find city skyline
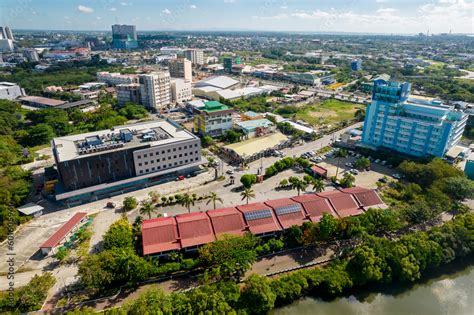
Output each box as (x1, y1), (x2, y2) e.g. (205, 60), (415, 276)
(1, 0), (473, 35)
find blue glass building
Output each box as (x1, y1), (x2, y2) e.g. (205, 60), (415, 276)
(111, 24), (139, 50)
(362, 79), (467, 157)
(351, 59), (362, 71)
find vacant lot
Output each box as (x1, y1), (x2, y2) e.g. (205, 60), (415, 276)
(295, 99), (365, 127)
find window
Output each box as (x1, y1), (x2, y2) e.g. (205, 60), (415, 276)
(178, 147), (182, 150)
(185, 159), (188, 163)
(195, 157), (199, 161)
(146, 169), (149, 172)
(152, 167), (155, 171)
(139, 170), (143, 174)
(185, 153), (188, 156)
(174, 162), (177, 166)
(150, 152), (154, 157)
(168, 156), (171, 160)
(138, 155), (141, 159)
(167, 149), (171, 153)
(151, 160), (154, 164)
(145, 162), (148, 165)
(179, 154), (182, 157)
(156, 159), (160, 162)
(173, 155), (177, 159)
(184, 145), (187, 149)
(157, 166), (161, 170)
(138, 163), (142, 166)
(144, 154), (148, 158)
(162, 151), (165, 154)
(173, 148), (176, 152)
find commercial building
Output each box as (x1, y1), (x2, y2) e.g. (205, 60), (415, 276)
(464, 152), (474, 180)
(0, 26), (14, 52)
(235, 118), (275, 139)
(0, 82), (24, 100)
(362, 79), (468, 157)
(351, 59), (362, 71)
(111, 24), (139, 49)
(116, 83), (141, 106)
(223, 57), (233, 73)
(40, 212), (88, 255)
(194, 75), (239, 90)
(97, 71), (138, 86)
(23, 48), (40, 62)
(169, 58), (192, 81)
(184, 49), (204, 65)
(142, 187), (385, 256)
(19, 96), (66, 108)
(52, 120), (204, 206)
(170, 78), (192, 104)
(138, 72), (171, 111)
(193, 101), (234, 137)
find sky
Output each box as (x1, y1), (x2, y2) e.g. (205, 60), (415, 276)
(1, 0), (473, 34)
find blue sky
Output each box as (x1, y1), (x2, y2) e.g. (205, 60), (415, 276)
(1, 0), (473, 34)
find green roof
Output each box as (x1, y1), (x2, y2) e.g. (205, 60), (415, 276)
(202, 101), (229, 112)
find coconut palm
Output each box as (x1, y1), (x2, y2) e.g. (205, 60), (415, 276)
(334, 149), (348, 178)
(240, 188), (256, 205)
(312, 178), (325, 193)
(206, 192), (223, 210)
(139, 200), (156, 219)
(179, 193), (195, 213)
(291, 178), (308, 196)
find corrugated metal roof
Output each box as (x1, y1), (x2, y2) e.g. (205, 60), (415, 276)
(317, 191), (363, 218)
(142, 217), (181, 255)
(340, 187), (385, 209)
(176, 212), (215, 248)
(264, 198), (308, 229)
(291, 194), (338, 222)
(237, 202), (282, 235)
(207, 207), (247, 237)
(40, 212), (87, 248)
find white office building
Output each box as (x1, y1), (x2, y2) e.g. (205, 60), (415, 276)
(184, 49), (204, 66)
(0, 26), (14, 52)
(171, 79), (192, 104)
(0, 82), (24, 100)
(139, 72), (171, 111)
(97, 71), (138, 86)
(169, 58), (192, 81)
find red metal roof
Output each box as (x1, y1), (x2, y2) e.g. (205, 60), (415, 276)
(40, 212), (87, 248)
(291, 194), (338, 222)
(310, 165), (328, 176)
(237, 202), (282, 235)
(207, 207), (247, 237)
(340, 187), (385, 209)
(142, 217), (181, 255)
(316, 191), (363, 218)
(175, 212), (215, 248)
(264, 198), (308, 229)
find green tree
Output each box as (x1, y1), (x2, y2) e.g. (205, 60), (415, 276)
(340, 172), (355, 188)
(123, 196), (138, 212)
(291, 178), (308, 196)
(179, 193), (195, 213)
(312, 178), (325, 193)
(199, 234), (257, 280)
(102, 218), (134, 250)
(239, 274), (276, 315)
(279, 178), (289, 188)
(440, 177), (474, 201)
(206, 192), (223, 210)
(334, 149), (348, 178)
(354, 157), (370, 170)
(139, 200), (156, 219)
(24, 123), (55, 146)
(240, 187), (256, 205)
(240, 174), (257, 188)
(319, 213), (338, 240)
(148, 191), (160, 204)
(53, 247), (69, 263)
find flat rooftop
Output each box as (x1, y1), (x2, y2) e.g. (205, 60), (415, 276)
(19, 96), (66, 107)
(53, 119), (197, 162)
(223, 132), (288, 157)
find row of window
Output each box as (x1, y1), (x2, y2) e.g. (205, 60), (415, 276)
(137, 143), (199, 159)
(138, 157), (199, 174)
(138, 151), (199, 166)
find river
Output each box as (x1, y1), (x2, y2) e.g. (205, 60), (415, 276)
(273, 263), (474, 315)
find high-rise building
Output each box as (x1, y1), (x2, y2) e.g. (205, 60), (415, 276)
(0, 26), (14, 52)
(351, 59), (362, 71)
(138, 72), (171, 111)
(111, 24), (138, 49)
(169, 58), (192, 81)
(0, 82), (24, 100)
(223, 57), (233, 73)
(116, 83), (141, 106)
(171, 79), (192, 104)
(22, 48), (40, 62)
(361, 79), (467, 157)
(97, 71), (138, 86)
(184, 49), (204, 66)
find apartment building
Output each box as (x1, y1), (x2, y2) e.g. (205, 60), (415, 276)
(139, 72), (171, 111)
(97, 71), (138, 86)
(116, 83), (141, 106)
(52, 120), (203, 206)
(169, 58), (192, 81)
(193, 101), (234, 137)
(362, 79), (468, 157)
(171, 78), (192, 104)
(184, 49), (204, 66)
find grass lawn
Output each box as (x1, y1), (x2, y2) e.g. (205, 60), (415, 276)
(294, 99), (365, 127)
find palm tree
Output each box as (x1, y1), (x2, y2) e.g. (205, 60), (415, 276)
(334, 149), (348, 179)
(291, 178), (308, 196)
(312, 178), (325, 193)
(179, 193), (195, 213)
(206, 192), (223, 210)
(139, 200), (156, 219)
(240, 188), (256, 205)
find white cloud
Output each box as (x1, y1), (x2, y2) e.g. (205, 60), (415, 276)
(96, 16), (102, 20)
(120, 2), (131, 6)
(224, 0), (236, 3)
(110, 7), (117, 11)
(280, 6), (288, 9)
(162, 9), (171, 14)
(376, 0), (389, 2)
(190, 4), (197, 9)
(77, 5), (94, 14)
(376, 8), (398, 14)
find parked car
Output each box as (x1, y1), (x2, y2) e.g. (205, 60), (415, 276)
(350, 169), (359, 175)
(381, 160), (387, 166)
(355, 153), (362, 158)
(345, 162), (353, 167)
(177, 175), (185, 181)
(392, 173), (402, 179)
(375, 159), (381, 164)
(226, 169), (234, 175)
(368, 156), (374, 161)
(106, 202), (116, 208)
(378, 177), (388, 183)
